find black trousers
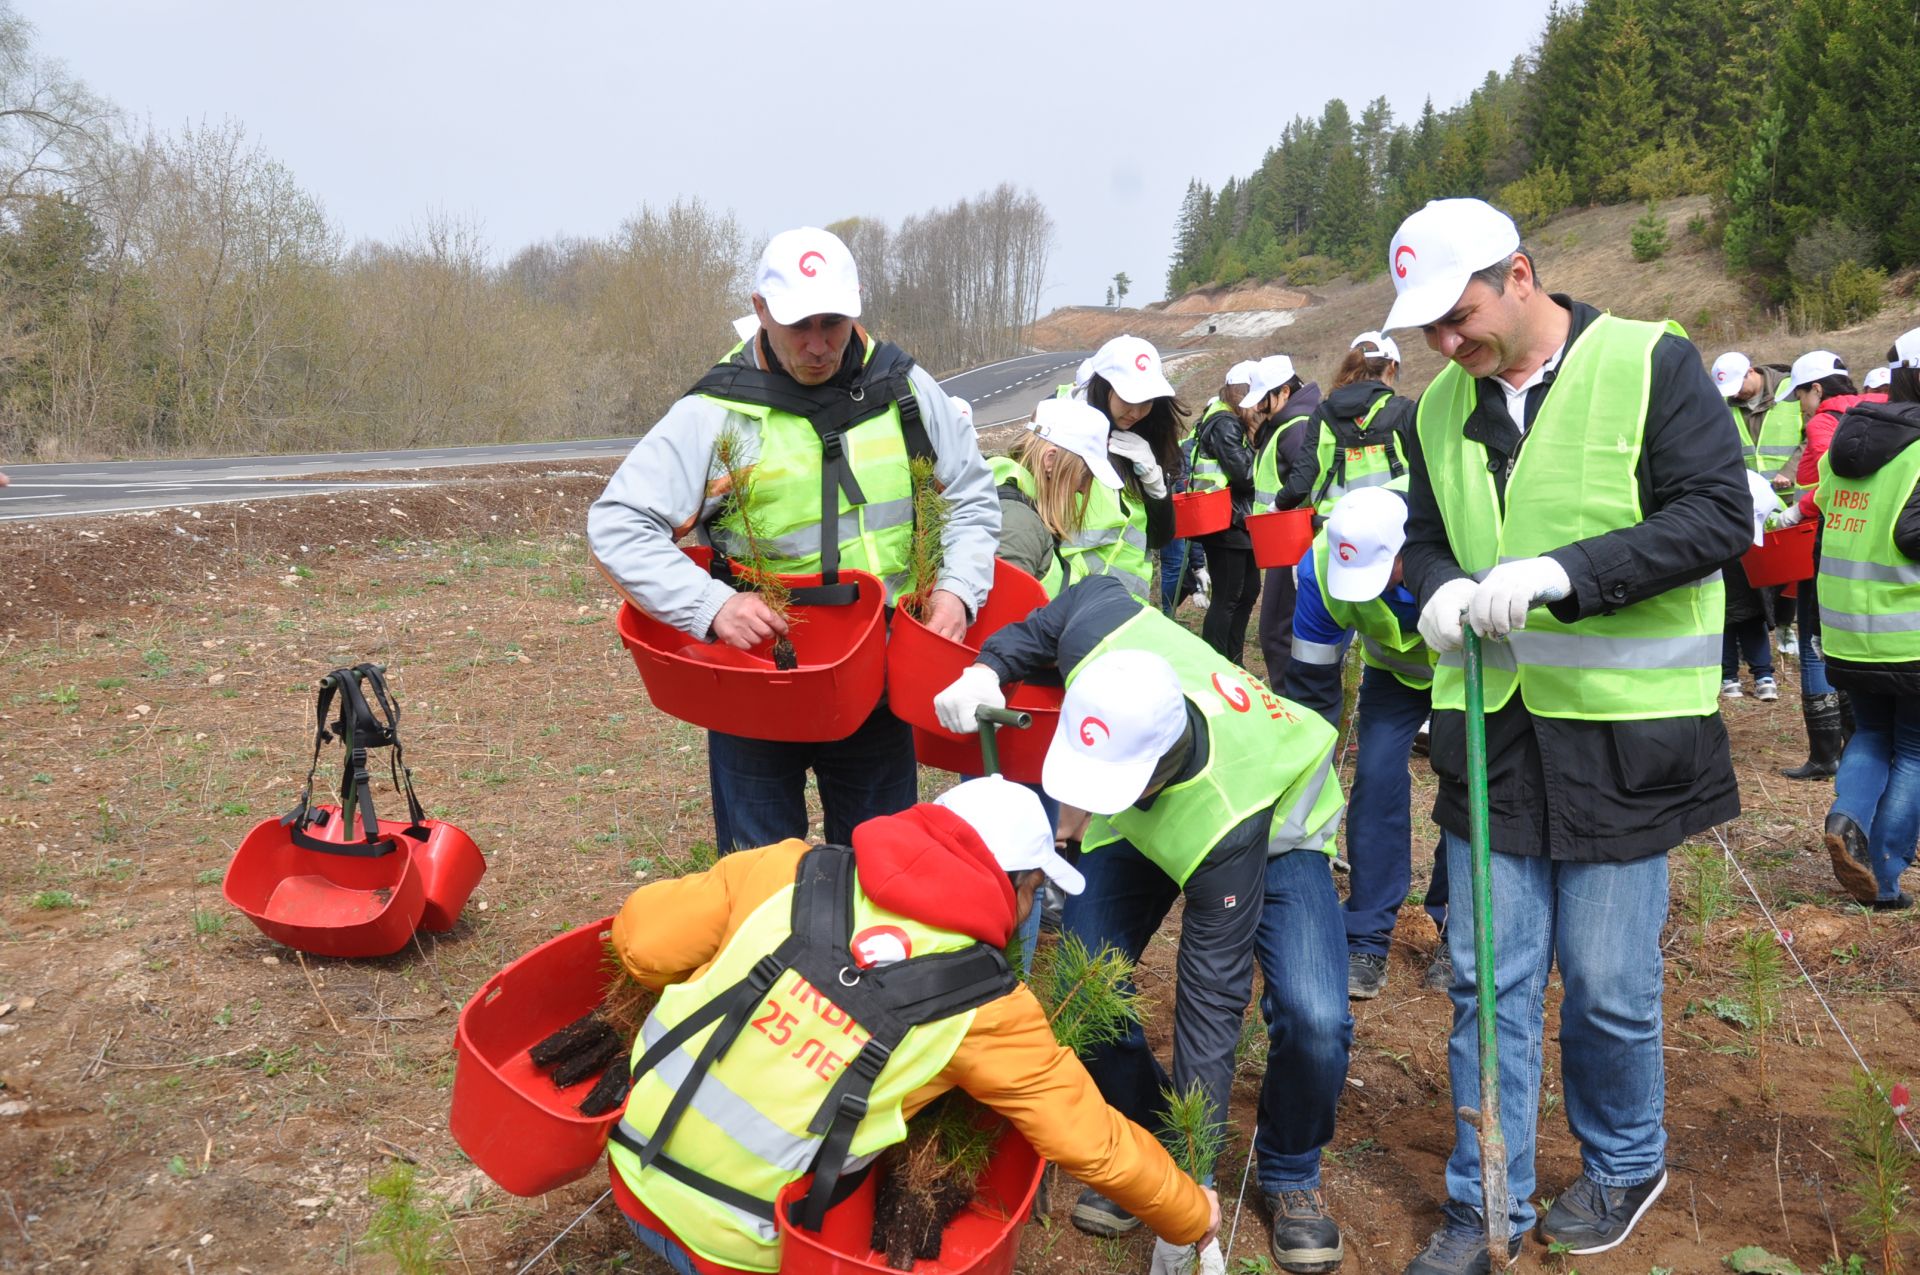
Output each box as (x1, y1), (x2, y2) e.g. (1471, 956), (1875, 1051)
(1199, 540), (1261, 667)
(1258, 564), (1297, 692)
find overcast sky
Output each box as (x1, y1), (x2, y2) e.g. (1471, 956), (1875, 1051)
(28, 0), (1551, 308)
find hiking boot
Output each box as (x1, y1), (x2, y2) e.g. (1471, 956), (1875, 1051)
(1404, 1204), (1521, 1274)
(1265, 1189), (1343, 1273)
(1783, 692), (1843, 780)
(1874, 891), (1914, 911)
(1825, 810), (1878, 906)
(1072, 1186), (1141, 1237)
(1422, 945), (1455, 993)
(1755, 675), (1779, 702)
(1348, 951), (1388, 1000)
(1537, 1169), (1668, 1255)
(1778, 625), (1798, 658)
(1412, 716), (1432, 757)
(1720, 678), (1744, 699)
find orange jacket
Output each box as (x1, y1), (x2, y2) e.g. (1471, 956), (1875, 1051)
(610, 837), (1210, 1246)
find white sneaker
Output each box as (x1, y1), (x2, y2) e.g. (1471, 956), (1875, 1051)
(1755, 676), (1779, 702)
(1721, 679), (1745, 699)
(1778, 629), (1799, 658)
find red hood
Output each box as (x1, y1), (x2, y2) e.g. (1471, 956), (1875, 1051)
(850, 805), (1017, 947)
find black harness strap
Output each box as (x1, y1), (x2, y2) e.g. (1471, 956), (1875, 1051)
(279, 664), (431, 857)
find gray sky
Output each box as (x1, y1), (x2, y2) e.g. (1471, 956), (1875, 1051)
(29, 0), (1551, 307)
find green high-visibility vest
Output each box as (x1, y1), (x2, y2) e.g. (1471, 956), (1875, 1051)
(1310, 530), (1434, 690)
(612, 875), (981, 1271)
(1417, 314), (1723, 720)
(1254, 414), (1309, 509)
(1073, 608), (1343, 883)
(1055, 383), (1075, 399)
(1732, 399), (1804, 482)
(1189, 400), (1240, 494)
(699, 338), (919, 602)
(1312, 394), (1401, 515)
(1815, 443), (1920, 665)
(990, 455), (1068, 597)
(1060, 480), (1152, 599)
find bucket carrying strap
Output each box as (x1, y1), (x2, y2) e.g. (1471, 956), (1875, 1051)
(281, 664), (428, 856)
(1313, 402), (1406, 508)
(694, 341), (935, 602)
(613, 844), (1015, 1232)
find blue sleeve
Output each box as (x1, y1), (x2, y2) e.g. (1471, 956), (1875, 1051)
(1282, 552), (1351, 724)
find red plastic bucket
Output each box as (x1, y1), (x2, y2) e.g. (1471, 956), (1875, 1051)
(223, 806), (427, 958)
(888, 558), (1049, 731)
(617, 548), (887, 742)
(1742, 521), (1816, 588)
(450, 915), (622, 1196)
(910, 679), (1062, 784)
(1171, 489), (1230, 538)
(1248, 509), (1314, 569)
(277, 804), (484, 933)
(775, 1125), (1045, 1275)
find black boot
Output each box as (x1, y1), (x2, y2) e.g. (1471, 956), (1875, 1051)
(1782, 692), (1844, 780)
(1824, 809), (1878, 905)
(1838, 689), (1857, 748)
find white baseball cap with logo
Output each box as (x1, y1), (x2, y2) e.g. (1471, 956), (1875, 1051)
(1350, 331), (1402, 364)
(1777, 350), (1848, 402)
(1043, 649), (1189, 816)
(1240, 355), (1297, 409)
(1225, 359), (1259, 388)
(1711, 352), (1753, 399)
(755, 227), (862, 326)
(1090, 335), (1176, 404)
(1865, 366), (1892, 391)
(1029, 397), (1125, 489)
(1895, 327), (1920, 371)
(1383, 198), (1522, 332)
(1323, 487), (1410, 602)
(933, 775), (1086, 895)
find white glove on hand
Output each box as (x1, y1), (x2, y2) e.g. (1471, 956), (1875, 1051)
(1768, 503), (1806, 530)
(1108, 430), (1168, 498)
(1194, 567), (1211, 593)
(1417, 577), (1479, 654)
(1148, 1238), (1225, 1275)
(1468, 556), (1572, 639)
(933, 664), (1005, 734)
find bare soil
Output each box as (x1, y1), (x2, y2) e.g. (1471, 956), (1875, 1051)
(3, 470), (1918, 1274)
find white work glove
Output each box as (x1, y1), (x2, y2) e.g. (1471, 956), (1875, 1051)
(1148, 1238), (1225, 1275)
(1194, 567), (1211, 593)
(1108, 430), (1168, 499)
(1417, 577), (1479, 654)
(1191, 591), (1210, 610)
(1767, 503), (1806, 530)
(1468, 556), (1572, 640)
(933, 664), (1005, 734)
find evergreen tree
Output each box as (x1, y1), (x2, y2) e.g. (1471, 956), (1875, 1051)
(1574, 1), (1662, 200)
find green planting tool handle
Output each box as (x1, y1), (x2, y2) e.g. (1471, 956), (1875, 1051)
(1461, 627), (1509, 1265)
(974, 705), (1032, 778)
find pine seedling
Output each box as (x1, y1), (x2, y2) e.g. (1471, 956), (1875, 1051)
(1159, 1079), (1226, 1180)
(358, 1162), (452, 1275)
(1028, 932), (1144, 1058)
(875, 1093), (1003, 1268)
(1684, 842), (1731, 952)
(902, 455), (949, 621)
(1735, 929), (1785, 1096)
(1828, 1071), (1918, 1274)
(712, 424), (797, 668)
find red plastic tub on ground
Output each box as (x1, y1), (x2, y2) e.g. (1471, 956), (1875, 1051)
(775, 1125), (1045, 1275)
(1171, 488), (1231, 539)
(1248, 508), (1314, 569)
(451, 915), (621, 1196)
(223, 806), (427, 958)
(279, 803), (485, 933)
(617, 548), (887, 743)
(1742, 520), (1816, 588)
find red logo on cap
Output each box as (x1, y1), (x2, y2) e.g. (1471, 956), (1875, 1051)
(1337, 540), (1358, 562)
(797, 250), (825, 277)
(850, 925), (912, 969)
(1394, 245), (1417, 278)
(1078, 716), (1110, 746)
(1134, 353), (1150, 371)
(1212, 672), (1251, 713)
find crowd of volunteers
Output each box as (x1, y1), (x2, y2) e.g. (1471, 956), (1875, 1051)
(584, 203), (1920, 1274)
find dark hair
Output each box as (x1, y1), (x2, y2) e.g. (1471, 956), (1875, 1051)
(1258, 376), (1304, 415)
(1331, 348), (1395, 390)
(1887, 342), (1920, 405)
(1806, 373), (1858, 401)
(1468, 250), (1541, 297)
(1086, 373), (1191, 481)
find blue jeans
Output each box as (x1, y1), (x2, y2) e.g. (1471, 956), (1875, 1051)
(1439, 831), (1669, 1235)
(1346, 665), (1449, 956)
(1160, 540), (1204, 616)
(1830, 691), (1920, 901)
(624, 1215), (700, 1274)
(1798, 584), (1832, 695)
(1722, 619), (1774, 680)
(707, 703), (919, 852)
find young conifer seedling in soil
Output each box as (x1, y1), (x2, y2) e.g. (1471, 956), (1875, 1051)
(1154, 1080), (1228, 1275)
(713, 425), (798, 669)
(1830, 1071), (1918, 1274)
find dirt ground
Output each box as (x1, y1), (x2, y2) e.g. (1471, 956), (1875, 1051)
(3, 468), (1918, 1274)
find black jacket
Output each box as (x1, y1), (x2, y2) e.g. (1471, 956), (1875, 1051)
(1402, 296), (1750, 862)
(1194, 403), (1258, 549)
(1254, 382), (1323, 475)
(1278, 381), (1415, 512)
(1821, 398), (1920, 698)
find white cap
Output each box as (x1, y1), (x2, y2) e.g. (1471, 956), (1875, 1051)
(1240, 355), (1297, 409)
(1711, 352), (1752, 399)
(1895, 327), (1920, 371)
(1042, 649), (1188, 816)
(1224, 359), (1259, 387)
(1865, 366), (1892, 391)
(754, 227), (862, 326)
(1746, 470), (1782, 547)
(1029, 397), (1124, 489)
(1074, 356), (1094, 389)
(1090, 335), (1176, 404)
(1350, 331), (1402, 364)
(1777, 350), (1847, 402)
(949, 395), (974, 427)
(1383, 198), (1522, 332)
(933, 775), (1085, 895)
(1323, 487), (1409, 602)
(732, 314), (761, 341)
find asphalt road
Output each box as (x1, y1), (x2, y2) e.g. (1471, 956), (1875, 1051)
(0, 350), (1108, 522)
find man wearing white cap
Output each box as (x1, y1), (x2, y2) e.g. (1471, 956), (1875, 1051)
(589, 226), (1001, 852)
(1282, 486), (1449, 1001)
(603, 776), (1218, 1272)
(1711, 351), (1803, 487)
(1384, 198), (1750, 1272)
(930, 574), (1350, 1273)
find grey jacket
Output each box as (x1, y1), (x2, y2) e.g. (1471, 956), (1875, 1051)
(587, 336), (1000, 641)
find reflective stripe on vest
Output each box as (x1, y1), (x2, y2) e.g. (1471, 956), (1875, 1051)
(1061, 481), (1151, 598)
(1416, 314), (1723, 720)
(1071, 608), (1342, 881)
(1313, 395), (1399, 515)
(1815, 441), (1920, 663)
(1310, 526), (1433, 691)
(1254, 414), (1308, 509)
(611, 885), (978, 1272)
(1732, 399), (1804, 481)
(1190, 401), (1237, 494)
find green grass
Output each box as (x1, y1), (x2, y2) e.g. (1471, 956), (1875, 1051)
(192, 909), (227, 937)
(30, 890), (82, 910)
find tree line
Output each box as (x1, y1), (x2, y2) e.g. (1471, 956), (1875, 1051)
(1166, 0), (1917, 328)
